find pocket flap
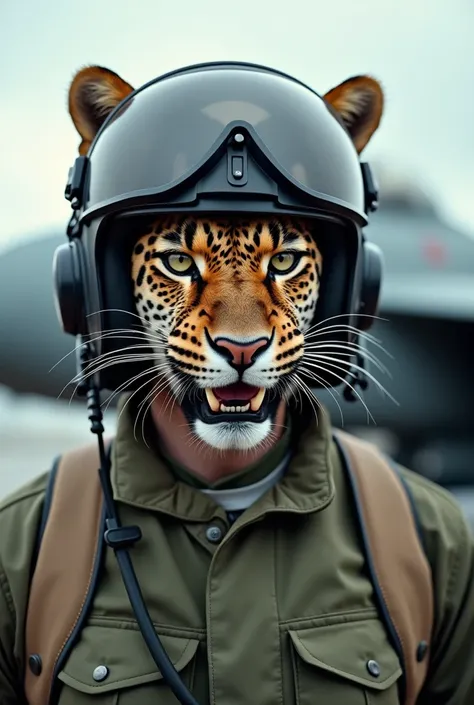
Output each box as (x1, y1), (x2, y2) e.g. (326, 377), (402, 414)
(57, 625), (200, 694)
(289, 619), (402, 691)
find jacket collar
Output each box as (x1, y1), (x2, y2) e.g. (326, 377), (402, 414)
(111, 396), (335, 522)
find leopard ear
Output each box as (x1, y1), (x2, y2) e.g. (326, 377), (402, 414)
(68, 66), (134, 155)
(323, 76), (384, 154)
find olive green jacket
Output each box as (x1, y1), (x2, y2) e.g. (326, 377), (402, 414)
(1, 406), (474, 704)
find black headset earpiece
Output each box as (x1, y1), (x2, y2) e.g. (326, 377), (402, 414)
(52, 239), (87, 337)
(357, 240), (383, 331)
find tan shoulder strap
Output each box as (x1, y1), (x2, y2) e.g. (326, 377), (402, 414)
(24, 443), (105, 705)
(335, 430), (434, 705)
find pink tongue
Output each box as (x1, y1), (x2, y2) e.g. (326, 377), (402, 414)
(213, 383), (260, 402)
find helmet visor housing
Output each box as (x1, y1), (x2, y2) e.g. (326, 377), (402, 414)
(81, 63), (366, 224)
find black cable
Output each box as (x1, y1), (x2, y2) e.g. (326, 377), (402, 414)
(112, 545), (201, 705)
(79, 342), (201, 705)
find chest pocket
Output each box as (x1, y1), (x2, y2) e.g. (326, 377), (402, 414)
(289, 618), (402, 705)
(56, 625), (200, 705)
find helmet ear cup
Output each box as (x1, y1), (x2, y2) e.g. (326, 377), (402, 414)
(52, 241), (87, 337)
(358, 241), (383, 331)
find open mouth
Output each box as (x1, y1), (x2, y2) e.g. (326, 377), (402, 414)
(204, 383), (266, 414)
(181, 382), (279, 425)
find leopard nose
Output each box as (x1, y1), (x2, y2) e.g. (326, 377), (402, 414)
(213, 337), (271, 367)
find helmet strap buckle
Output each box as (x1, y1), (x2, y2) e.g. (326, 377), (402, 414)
(343, 347), (369, 403)
(361, 162), (379, 214)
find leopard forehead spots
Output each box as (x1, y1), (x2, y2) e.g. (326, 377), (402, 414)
(133, 216), (319, 304)
(131, 216), (322, 354)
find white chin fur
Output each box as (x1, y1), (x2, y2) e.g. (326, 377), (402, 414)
(193, 418), (272, 451)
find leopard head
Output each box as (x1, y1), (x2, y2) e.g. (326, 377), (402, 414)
(68, 65), (383, 450)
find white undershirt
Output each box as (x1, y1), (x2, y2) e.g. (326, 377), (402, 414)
(199, 452), (291, 511)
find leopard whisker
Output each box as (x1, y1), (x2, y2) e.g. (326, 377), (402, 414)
(101, 365), (167, 413)
(86, 319), (168, 346)
(70, 355), (167, 389)
(303, 323), (383, 344)
(303, 354), (398, 405)
(48, 329), (163, 374)
(87, 307), (155, 326)
(124, 374), (174, 445)
(61, 356), (169, 403)
(162, 376), (194, 420)
(79, 344), (163, 372)
(300, 361), (375, 423)
(304, 325), (382, 346)
(296, 367), (347, 426)
(304, 342), (391, 376)
(131, 372), (177, 441)
(136, 373), (182, 445)
(304, 312), (388, 337)
(275, 377), (301, 409)
(304, 326), (390, 357)
(290, 375), (325, 424)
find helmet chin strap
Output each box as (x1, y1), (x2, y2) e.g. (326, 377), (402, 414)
(74, 336), (202, 705)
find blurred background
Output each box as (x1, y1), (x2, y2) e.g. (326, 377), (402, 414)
(1, 1), (473, 522)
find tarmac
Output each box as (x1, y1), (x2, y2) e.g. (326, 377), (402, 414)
(0, 385), (116, 500)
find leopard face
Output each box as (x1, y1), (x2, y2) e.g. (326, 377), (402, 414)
(131, 216), (322, 450)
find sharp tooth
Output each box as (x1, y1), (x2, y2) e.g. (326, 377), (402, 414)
(216, 401), (254, 413)
(250, 387), (266, 412)
(205, 388), (220, 412)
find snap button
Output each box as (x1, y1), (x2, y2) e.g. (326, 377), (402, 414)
(367, 659), (381, 677)
(28, 654), (42, 676)
(416, 640), (429, 662)
(92, 665), (109, 682)
(206, 525), (223, 543)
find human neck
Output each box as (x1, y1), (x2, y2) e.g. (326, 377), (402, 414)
(149, 390), (287, 484)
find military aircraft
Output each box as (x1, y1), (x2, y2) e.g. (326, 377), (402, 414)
(1, 176), (472, 407)
(0, 176), (473, 521)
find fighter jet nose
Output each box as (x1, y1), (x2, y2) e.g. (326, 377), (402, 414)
(0, 233), (76, 397)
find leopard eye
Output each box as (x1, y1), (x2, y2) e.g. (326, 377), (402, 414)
(269, 252), (298, 274)
(163, 253), (194, 275)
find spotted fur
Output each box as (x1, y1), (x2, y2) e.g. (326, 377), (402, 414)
(130, 216), (322, 449)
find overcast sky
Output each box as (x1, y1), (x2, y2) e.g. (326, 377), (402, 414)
(1, 0), (473, 248)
